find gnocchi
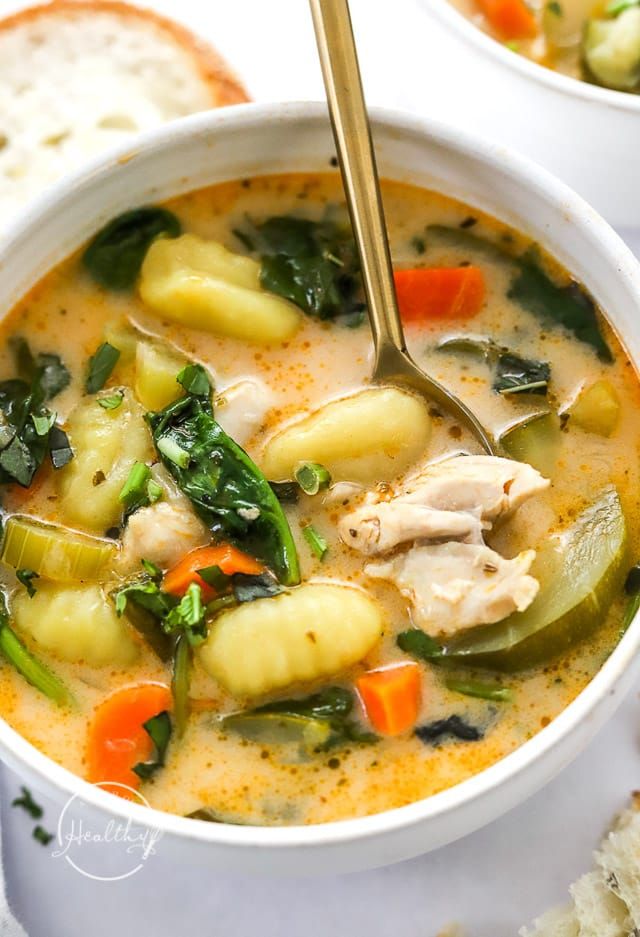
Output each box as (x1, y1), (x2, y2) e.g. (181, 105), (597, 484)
(134, 341), (188, 411)
(259, 387), (432, 483)
(13, 585), (138, 667)
(198, 583), (383, 696)
(57, 389), (153, 532)
(138, 234), (301, 344)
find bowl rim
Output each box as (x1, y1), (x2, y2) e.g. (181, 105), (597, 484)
(426, 0), (640, 113)
(1, 99), (640, 851)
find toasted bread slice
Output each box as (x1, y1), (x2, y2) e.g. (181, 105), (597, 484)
(519, 906), (579, 937)
(0, 0), (248, 223)
(595, 808), (640, 929)
(569, 870), (630, 937)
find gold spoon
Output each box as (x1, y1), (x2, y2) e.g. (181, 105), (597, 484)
(309, 0), (495, 454)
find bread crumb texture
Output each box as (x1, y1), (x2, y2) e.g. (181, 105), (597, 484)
(520, 798), (640, 936)
(0, 0), (248, 222)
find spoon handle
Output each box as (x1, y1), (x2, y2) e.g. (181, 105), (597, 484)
(309, 0), (406, 365)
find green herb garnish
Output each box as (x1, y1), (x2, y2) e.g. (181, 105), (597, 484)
(397, 629), (443, 661)
(32, 826), (53, 846)
(132, 711), (172, 780)
(12, 786), (43, 819)
(445, 677), (512, 702)
(16, 568), (39, 598)
(302, 524), (328, 560)
(294, 461), (331, 495)
(85, 342), (120, 393)
(176, 364), (211, 397)
(98, 392), (124, 410)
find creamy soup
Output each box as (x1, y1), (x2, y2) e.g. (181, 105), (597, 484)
(0, 173), (637, 827)
(450, 0), (640, 94)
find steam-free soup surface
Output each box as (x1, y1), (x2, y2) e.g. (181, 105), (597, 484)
(0, 173), (636, 826)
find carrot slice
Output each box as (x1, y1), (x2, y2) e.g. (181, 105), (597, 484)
(163, 544), (264, 601)
(356, 663), (421, 736)
(394, 267), (485, 322)
(87, 683), (172, 796)
(477, 0), (538, 40)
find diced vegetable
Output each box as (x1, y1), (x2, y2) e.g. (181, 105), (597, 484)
(148, 373), (300, 586)
(57, 389), (153, 532)
(87, 684), (172, 794)
(566, 379), (620, 436)
(583, 7), (640, 91)
(1, 516), (116, 582)
(393, 267), (485, 321)
(139, 234), (301, 344)
(294, 461), (331, 495)
(163, 544), (264, 601)
(356, 663), (421, 736)
(83, 207), (181, 291)
(13, 584), (139, 667)
(134, 342), (188, 411)
(397, 629), (443, 661)
(477, 0), (538, 38)
(440, 488), (627, 669)
(500, 412), (560, 476)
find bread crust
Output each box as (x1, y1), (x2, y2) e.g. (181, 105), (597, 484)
(0, 0), (249, 107)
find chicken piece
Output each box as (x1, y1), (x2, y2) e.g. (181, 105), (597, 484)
(340, 501), (484, 555)
(339, 455), (548, 556)
(367, 542), (538, 636)
(119, 499), (209, 572)
(215, 378), (275, 446)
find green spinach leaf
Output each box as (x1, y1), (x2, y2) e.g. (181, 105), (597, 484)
(82, 207), (181, 290)
(252, 686), (377, 748)
(85, 342), (120, 393)
(132, 711), (172, 780)
(147, 373), (300, 585)
(493, 352), (550, 396)
(415, 715), (483, 745)
(239, 215), (364, 323)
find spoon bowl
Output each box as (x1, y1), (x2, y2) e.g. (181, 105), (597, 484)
(309, 0), (495, 454)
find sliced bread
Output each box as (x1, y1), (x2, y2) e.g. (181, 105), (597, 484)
(519, 905), (580, 937)
(0, 0), (248, 224)
(595, 808), (640, 930)
(569, 870), (630, 937)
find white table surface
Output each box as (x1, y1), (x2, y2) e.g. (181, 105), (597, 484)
(1, 2), (639, 934)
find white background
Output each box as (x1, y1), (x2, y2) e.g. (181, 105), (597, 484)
(1, 2), (639, 934)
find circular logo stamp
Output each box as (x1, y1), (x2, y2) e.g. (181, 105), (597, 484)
(51, 782), (163, 881)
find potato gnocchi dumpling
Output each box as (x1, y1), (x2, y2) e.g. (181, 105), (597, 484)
(259, 387), (432, 483)
(134, 341), (188, 411)
(199, 583), (383, 696)
(13, 585), (138, 667)
(57, 390), (153, 532)
(139, 234), (301, 344)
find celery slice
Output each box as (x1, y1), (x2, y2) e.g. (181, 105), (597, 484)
(1, 516), (116, 582)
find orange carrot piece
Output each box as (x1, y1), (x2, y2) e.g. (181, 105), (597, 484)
(163, 543), (264, 600)
(356, 663), (422, 736)
(393, 267), (485, 322)
(477, 0), (538, 39)
(87, 684), (172, 796)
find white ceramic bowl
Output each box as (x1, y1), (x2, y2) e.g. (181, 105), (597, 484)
(424, 0), (640, 230)
(1, 102), (640, 876)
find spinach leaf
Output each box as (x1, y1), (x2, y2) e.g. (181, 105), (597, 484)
(85, 342), (120, 394)
(269, 481), (299, 504)
(445, 676), (512, 702)
(252, 686), (377, 748)
(172, 635), (191, 738)
(16, 568), (39, 598)
(0, 379), (58, 487)
(415, 715), (483, 745)
(427, 226), (611, 360)
(147, 376), (300, 586)
(132, 711), (172, 780)
(231, 571), (283, 603)
(12, 786), (43, 819)
(114, 573), (207, 647)
(49, 426), (73, 469)
(33, 826), (53, 846)
(10, 338), (71, 401)
(508, 251), (612, 362)
(493, 352), (551, 396)
(239, 215), (363, 322)
(397, 629), (443, 661)
(624, 563), (640, 594)
(82, 207), (181, 290)
(302, 524), (328, 560)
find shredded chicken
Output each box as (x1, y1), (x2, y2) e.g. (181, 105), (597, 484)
(367, 542), (539, 636)
(339, 455), (548, 556)
(215, 378), (274, 446)
(119, 497), (209, 572)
